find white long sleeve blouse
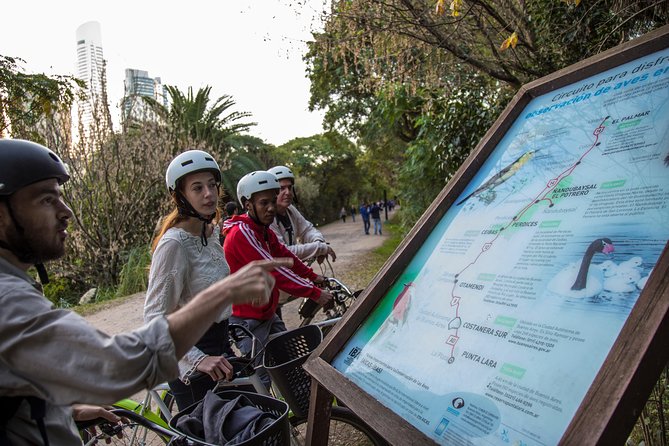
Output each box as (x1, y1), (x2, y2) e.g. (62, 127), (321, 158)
(144, 226), (231, 381)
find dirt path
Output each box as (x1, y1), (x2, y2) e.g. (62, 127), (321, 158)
(84, 209), (396, 334)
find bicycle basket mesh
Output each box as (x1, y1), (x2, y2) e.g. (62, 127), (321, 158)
(263, 325), (322, 418)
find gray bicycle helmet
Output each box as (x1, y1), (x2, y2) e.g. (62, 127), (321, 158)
(0, 139), (69, 196)
(236, 171), (280, 205)
(267, 165), (295, 183)
(165, 150), (221, 192)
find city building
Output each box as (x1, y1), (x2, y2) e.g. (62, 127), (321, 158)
(122, 68), (168, 122)
(75, 21), (106, 132)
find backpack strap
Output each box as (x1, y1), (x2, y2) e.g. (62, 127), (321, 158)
(0, 396), (49, 446)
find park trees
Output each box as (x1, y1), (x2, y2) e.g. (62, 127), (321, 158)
(58, 121), (174, 289)
(142, 85), (262, 203)
(0, 55), (81, 143)
(278, 132), (367, 224)
(306, 0), (668, 227)
(1, 56), (260, 300)
(217, 134), (277, 202)
(143, 85), (255, 156)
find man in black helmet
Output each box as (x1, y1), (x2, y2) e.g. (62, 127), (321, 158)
(0, 139), (286, 444)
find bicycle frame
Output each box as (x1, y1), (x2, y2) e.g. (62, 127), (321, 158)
(113, 384), (172, 428)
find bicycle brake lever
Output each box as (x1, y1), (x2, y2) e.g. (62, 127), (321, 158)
(99, 421), (124, 437)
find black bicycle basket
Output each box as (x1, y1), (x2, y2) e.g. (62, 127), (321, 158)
(262, 325), (322, 418)
(168, 390), (289, 446)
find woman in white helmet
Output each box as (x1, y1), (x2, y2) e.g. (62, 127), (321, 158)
(222, 170), (333, 386)
(267, 165), (336, 264)
(144, 149), (235, 410)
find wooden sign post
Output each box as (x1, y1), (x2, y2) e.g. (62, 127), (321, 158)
(304, 25), (669, 445)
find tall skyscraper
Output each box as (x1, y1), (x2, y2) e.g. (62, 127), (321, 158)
(122, 69), (168, 122)
(75, 21), (106, 131)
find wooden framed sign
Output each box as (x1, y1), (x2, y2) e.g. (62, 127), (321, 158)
(304, 25), (669, 445)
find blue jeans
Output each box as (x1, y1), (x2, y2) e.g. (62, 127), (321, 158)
(373, 218), (382, 234)
(363, 218), (370, 234)
(229, 315), (286, 387)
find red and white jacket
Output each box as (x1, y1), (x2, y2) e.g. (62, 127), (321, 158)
(223, 214), (321, 320)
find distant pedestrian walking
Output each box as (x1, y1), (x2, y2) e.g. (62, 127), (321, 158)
(220, 201), (241, 244)
(350, 205), (356, 222)
(340, 206), (347, 223)
(370, 202), (382, 235)
(359, 203), (370, 235)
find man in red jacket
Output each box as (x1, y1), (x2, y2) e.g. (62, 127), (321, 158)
(223, 171), (333, 384)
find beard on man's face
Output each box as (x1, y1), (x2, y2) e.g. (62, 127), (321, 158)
(2, 222), (65, 264)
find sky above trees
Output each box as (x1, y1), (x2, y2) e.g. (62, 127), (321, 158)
(0, 0), (330, 145)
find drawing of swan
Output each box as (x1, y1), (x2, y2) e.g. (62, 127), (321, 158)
(637, 268), (653, 290)
(603, 272), (638, 293)
(597, 260), (618, 277)
(616, 256), (643, 281)
(547, 238), (615, 298)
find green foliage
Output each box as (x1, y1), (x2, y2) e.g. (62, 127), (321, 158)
(628, 362), (669, 446)
(397, 79), (512, 225)
(92, 286), (118, 304)
(140, 85), (264, 206)
(372, 218), (403, 259)
(293, 175), (321, 210)
(56, 122), (173, 286)
(306, 0), (668, 234)
(278, 132), (367, 223)
(42, 275), (86, 308)
(115, 245), (152, 297)
(0, 55), (82, 141)
(217, 134), (274, 202)
(142, 85), (256, 156)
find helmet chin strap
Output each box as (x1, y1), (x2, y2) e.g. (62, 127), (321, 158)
(248, 202), (262, 226)
(175, 192), (216, 246)
(248, 201), (270, 243)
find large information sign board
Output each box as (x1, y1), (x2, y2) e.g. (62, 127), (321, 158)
(305, 26), (669, 445)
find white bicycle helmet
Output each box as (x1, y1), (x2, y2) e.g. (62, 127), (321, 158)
(236, 171), (280, 205)
(267, 165), (295, 183)
(165, 150), (221, 192)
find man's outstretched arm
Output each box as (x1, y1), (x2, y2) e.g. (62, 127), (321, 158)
(167, 258), (291, 358)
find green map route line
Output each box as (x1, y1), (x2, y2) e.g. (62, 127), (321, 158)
(444, 116), (610, 363)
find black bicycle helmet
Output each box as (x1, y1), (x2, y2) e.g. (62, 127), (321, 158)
(0, 139), (70, 196)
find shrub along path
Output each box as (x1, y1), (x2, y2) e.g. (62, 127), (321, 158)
(85, 207), (397, 334)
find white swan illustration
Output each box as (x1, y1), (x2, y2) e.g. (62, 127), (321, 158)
(603, 272), (638, 293)
(636, 268), (653, 290)
(596, 260), (618, 277)
(547, 238), (615, 298)
(616, 256), (643, 281)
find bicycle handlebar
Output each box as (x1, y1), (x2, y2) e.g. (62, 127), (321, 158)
(77, 408), (176, 439)
(229, 323), (258, 358)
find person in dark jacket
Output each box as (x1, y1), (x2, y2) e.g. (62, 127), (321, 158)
(370, 202), (382, 235)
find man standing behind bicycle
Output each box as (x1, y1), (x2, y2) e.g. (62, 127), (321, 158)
(267, 165), (336, 264)
(222, 171), (333, 385)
